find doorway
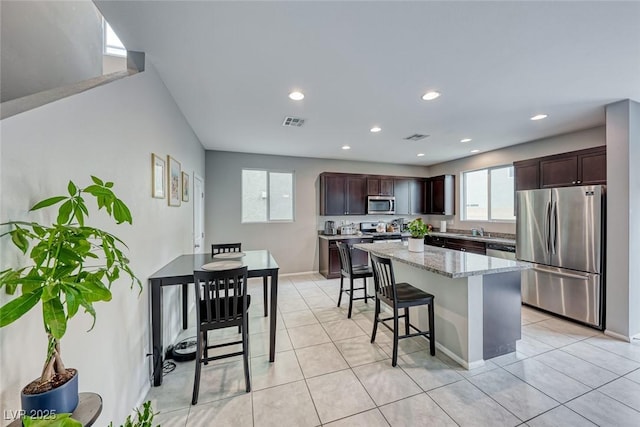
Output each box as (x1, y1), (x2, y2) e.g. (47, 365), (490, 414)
(193, 174), (205, 253)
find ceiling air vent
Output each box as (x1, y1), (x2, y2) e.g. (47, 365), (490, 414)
(403, 134), (429, 141)
(282, 117), (305, 127)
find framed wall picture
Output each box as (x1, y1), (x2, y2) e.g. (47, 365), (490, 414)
(182, 172), (190, 202)
(151, 153), (165, 199)
(167, 155), (181, 206)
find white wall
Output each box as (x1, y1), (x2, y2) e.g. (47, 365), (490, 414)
(426, 126), (606, 234)
(605, 100), (640, 340)
(0, 0), (103, 102)
(205, 151), (428, 274)
(103, 54), (127, 74)
(0, 64), (205, 425)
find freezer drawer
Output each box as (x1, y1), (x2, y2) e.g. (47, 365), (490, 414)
(522, 264), (602, 328)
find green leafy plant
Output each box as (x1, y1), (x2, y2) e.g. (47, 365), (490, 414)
(22, 413), (81, 427)
(407, 218), (429, 239)
(0, 176), (140, 389)
(109, 401), (158, 427)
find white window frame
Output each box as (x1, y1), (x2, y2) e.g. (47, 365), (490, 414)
(461, 164), (515, 223)
(241, 168), (295, 223)
(103, 19), (126, 57)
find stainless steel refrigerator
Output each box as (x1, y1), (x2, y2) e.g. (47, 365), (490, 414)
(516, 185), (605, 329)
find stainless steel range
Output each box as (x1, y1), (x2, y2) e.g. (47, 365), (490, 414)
(360, 222), (403, 243)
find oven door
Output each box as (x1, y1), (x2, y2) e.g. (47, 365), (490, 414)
(367, 196), (395, 214)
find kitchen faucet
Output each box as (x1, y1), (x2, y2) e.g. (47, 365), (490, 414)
(471, 227), (485, 237)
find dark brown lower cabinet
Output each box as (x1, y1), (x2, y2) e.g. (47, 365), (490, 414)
(424, 236), (486, 255)
(319, 237), (373, 279)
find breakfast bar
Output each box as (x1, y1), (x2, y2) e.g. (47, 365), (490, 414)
(354, 242), (531, 369)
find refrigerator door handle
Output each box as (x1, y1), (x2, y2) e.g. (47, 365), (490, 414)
(532, 266), (589, 280)
(545, 201), (551, 253)
(551, 201), (558, 254)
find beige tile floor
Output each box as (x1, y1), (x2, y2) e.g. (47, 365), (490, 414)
(147, 274), (640, 426)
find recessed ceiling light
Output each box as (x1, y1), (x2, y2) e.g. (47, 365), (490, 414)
(370, 126), (382, 133)
(417, 153), (425, 157)
(288, 91), (304, 101)
(530, 114), (548, 121)
(421, 91), (441, 101)
(460, 138), (472, 143)
(470, 149), (480, 153)
(342, 145), (351, 150)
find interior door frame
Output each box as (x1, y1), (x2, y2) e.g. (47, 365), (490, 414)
(193, 173), (205, 253)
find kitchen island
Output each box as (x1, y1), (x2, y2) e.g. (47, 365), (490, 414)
(353, 242), (531, 369)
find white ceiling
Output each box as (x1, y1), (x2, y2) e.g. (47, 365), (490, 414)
(95, 1), (640, 166)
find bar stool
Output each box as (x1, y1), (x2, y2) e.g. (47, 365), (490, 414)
(336, 241), (373, 318)
(369, 253), (436, 366)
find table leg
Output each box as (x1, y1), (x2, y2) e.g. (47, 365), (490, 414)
(269, 271), (279, 362)
(151, 279), (163, 386)
(182, 283), (189, 329)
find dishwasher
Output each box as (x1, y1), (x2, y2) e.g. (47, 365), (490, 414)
(486, 243), (516, 260)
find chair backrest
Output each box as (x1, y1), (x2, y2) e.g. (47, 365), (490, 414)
(370, 253), (398, 303)
(335, 241), (353, 275)
(194, 266), (248, 324)
(212, 243), (242, 255)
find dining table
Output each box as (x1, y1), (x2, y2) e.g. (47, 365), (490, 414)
(148, 250), (279, 386)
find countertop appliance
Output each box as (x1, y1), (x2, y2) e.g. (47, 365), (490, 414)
(486, 243), (516, 260)
(367, 195), (395, 215)
(516, 185), (605, 329)
(340, 224), (356, 235)
(324, 220), (337, 235)
(360, 222), (403, 243)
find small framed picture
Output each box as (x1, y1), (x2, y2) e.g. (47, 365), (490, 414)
(182, 172), (190, 202)
(167, 155), (181, 207)
(151, 154), (165, 199)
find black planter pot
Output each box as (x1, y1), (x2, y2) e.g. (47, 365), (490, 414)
(21, 370), (79, 415)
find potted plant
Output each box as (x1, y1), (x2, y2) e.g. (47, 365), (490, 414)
(407, 218), (429, 252)
(0, 176), (140, 415)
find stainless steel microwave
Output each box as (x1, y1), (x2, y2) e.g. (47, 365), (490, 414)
(367, 196), (395, 215)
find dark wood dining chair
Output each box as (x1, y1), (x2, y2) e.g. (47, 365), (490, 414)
(336, 241), (373, 318)
(212, 242), (268, 317)
(192, 266), (251, 405)
(369, 253), (435, 367)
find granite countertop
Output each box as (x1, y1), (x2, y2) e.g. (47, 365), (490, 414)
(429, 232), (516, 246)
(318, 234), (371, 240)
(353, 242), (530, 278)
(318, 232), (411, 240)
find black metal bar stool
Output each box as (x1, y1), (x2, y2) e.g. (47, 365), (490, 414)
(336, 241), (373, 318)
(369, 253), (436, 366)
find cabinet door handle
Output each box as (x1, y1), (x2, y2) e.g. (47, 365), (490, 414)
(461, 248), (466, 251)
(572, 181), (576, 184)
(577, 180), (581, 184)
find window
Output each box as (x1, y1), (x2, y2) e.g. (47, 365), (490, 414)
(462, 165), (515, 221)
(103, 19), (126, 57)
(242, 169), (294, 223)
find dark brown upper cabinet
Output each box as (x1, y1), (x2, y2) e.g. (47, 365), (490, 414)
(513, 158), (540, 191)
(428, 175), (455, 215)
(367, 177), (394, 196)
(576, 148), (607, 186)
(515, 146), (606, 191)
(319, 173), (366, 215)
